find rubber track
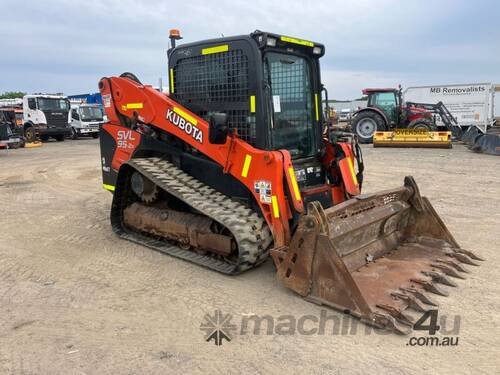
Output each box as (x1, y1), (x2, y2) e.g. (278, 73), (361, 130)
(111, 157), (273, 274)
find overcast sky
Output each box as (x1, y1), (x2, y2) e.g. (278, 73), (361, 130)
(1, 0), (499, 100)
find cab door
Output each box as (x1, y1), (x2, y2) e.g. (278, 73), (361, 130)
(25, 97), (39, 124)
(71, 108), (81, 129)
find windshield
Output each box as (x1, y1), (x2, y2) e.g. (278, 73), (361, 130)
(264, 52), (315, 159)
(38, 98), (70, 111)
(80, 106), (104, 121)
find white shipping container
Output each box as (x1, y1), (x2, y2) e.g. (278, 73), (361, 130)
(403, 83), (495, 132)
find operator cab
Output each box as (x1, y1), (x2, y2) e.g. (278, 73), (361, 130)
(168, 31), (328, 192)
(363, 88), (401, 126)
(168, 31), (325, 156)
(166, 31), (362, 210)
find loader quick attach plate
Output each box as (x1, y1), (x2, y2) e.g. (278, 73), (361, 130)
(373, 129), (452, 149)
(271, 176), (483, 334)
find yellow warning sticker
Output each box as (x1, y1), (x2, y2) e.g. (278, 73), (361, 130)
(280, 36), (314, 47)
(202, 44), (229, 55)
(241, 154), (252, 178)
(121, 103), (143, 111)
(271, 195), (280, 218)
(103, 184), (115, 191)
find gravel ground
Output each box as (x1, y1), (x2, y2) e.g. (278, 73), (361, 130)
(0, 139), (499, 374)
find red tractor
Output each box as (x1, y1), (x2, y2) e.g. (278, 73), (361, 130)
(351, 87), (457, 143)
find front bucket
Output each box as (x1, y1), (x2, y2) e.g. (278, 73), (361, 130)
(271, 177), (483, 333)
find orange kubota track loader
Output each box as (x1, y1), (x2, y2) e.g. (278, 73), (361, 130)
(98, 30), (481, 333)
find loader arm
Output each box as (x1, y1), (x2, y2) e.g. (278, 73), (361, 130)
(99, 75), (325, 246)
(406, 101), (458, 128)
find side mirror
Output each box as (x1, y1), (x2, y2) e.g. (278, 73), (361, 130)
(208, 112), (229, 144)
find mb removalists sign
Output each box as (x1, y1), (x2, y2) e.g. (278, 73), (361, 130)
(404, 83), (495, 132)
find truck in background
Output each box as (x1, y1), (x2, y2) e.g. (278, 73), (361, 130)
(404, 83), (496, 133)
(338, 108), (352, 122)
(23, 95), (71, 142)
(0, 110), (22, 149)
(69, 103), (104, 139)
(0, 104), (23, 132)
(67, 93), (102, 105)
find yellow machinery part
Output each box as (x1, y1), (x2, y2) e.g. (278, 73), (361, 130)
(24, 142), (43, 148)
(373, 129), (452, 148)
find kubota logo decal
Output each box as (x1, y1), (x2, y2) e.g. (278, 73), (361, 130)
(166, 108), (203, 144)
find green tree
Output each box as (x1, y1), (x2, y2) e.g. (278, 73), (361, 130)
(0, 91), (26, 99)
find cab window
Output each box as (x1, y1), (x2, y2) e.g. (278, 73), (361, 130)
(371, 92), (396, 108)
(28, 98), (36, 110)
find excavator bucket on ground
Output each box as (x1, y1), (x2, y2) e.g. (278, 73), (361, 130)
(271, 176), (482, 334)
(373, 129), (452, 148)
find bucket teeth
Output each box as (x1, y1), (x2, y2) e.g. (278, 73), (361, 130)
(376, 304), (415, 327)
(401, 287), (438, 306)
(370, 313), (409, 335)
(431, 263), (466, 279)
(411, 278), (449, 296)
(447, 251), (480, 266)
(454, 248), (484, 262)
(435, 258), (469, 274)
(422, 270), (458, 287)
(391, 291), (429, 312)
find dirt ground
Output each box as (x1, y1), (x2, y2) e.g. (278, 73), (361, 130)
(0, 139), (499, 374)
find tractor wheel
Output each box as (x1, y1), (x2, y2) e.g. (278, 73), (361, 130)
(24, 127), (36, 143)
(71, 127), (79, 140)
(55, 135), (65, 142)
(408, 118), (436, 131)
(352, 111), (386, 144)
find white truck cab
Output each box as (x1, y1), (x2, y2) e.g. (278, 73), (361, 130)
(69, 103), (104, 139)
(23, 94), (71, 142)
(339, 108), (352, 122)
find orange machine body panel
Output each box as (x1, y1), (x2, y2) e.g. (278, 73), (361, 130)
(99, 76), (360, 247)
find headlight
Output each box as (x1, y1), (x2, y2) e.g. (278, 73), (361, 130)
(312, 46), (322, 55)
(266, 37), (277, 47)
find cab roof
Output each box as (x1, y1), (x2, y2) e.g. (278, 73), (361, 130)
(71, 103), (101, 108)
(170, 30), (324, 57)
(362, 88), (398, 95)
(24, 94), (67, 99)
